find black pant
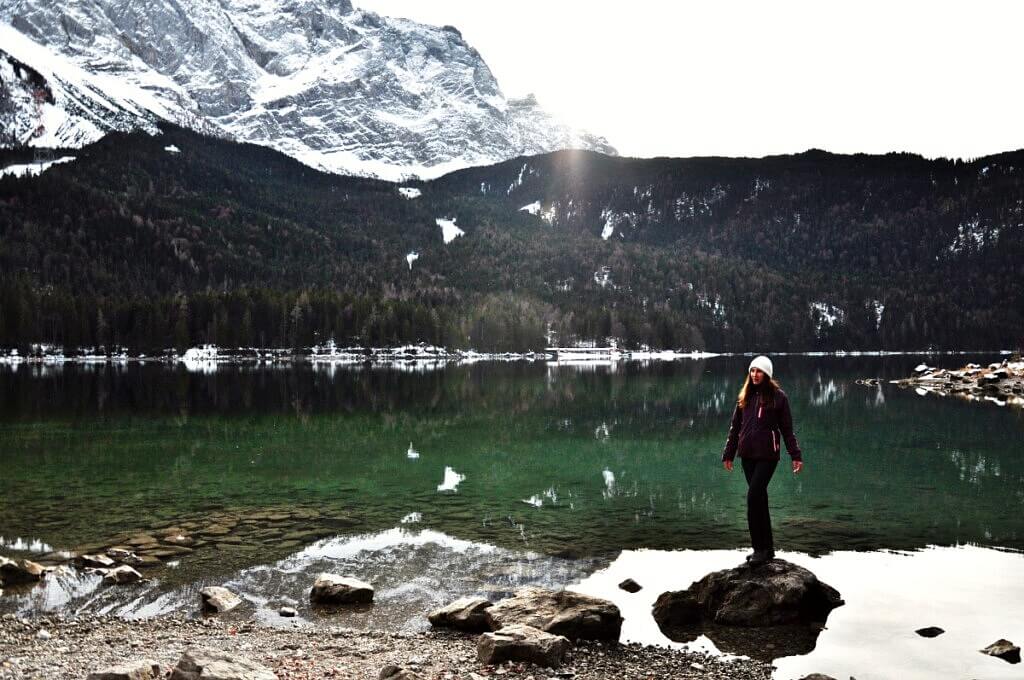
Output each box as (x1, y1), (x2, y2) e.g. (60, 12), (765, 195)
(741, 457), (778, 551)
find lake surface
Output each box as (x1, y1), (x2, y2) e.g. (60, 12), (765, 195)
(1, 355), (1022, 679)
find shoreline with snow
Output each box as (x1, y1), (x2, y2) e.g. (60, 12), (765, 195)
(885, 357), (1024, 408)
(0, 342), (1013, 371)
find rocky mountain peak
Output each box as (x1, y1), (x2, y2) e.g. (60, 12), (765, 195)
(0, 0), (616, 179)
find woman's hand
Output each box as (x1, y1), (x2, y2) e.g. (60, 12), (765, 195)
(723, 460), (733, 472)
(792, 460), (803, 474)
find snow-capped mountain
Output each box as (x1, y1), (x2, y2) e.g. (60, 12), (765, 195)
(0, 0), (616, 179)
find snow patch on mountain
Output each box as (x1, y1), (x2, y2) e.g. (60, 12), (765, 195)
(0, 154), (75, 178)
(436, 218), (465, 244)
(398, 187), (422, 199)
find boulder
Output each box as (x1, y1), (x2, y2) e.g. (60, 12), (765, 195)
(653, 559), (843, 660)
(200, 586), (242, 614)
(279, 606), (297, 617)
(915, 626), (944, 638)
(477, 624), (571, 667)
(169, 648), (277, 680)
(378, 666), (424, 680)
(980, 639), (1021, 664)
(653, 559), (843, 628)
(103, 565), (143, 585)
(618, 578), (642, 593)
(0, 557), (45, 584)
(799, 675), (838, 680)
(310, 573), (374, 604)
(85, 659), (163, 680)
(484, 587), (622, 641)
(427, 596), (493, 632)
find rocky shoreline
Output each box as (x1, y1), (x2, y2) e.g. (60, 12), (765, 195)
(879, 357), (1024, 407)
(0, 613), (774, 680)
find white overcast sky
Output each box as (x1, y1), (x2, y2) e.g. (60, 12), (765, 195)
(356, 0), (1024, 160)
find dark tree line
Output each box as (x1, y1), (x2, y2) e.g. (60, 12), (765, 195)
(1, 124), (1022, 354)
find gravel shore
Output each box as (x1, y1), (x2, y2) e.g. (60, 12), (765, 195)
(0, 613), (774, 680)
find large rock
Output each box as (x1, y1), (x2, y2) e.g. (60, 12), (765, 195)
(169, 649), (276, 680)
(427, 596), (493, 632)
(484, 587), (622, 641)
(652, 559), (843, 660)
(103, 565), (144, 585)
(309, 573), (374, 604)
(200, 586), (242, 614)
(980, 639), (1021, 664)
(0, 556), (45, 584)
(477, 624), (571, 667)
(653, 559), (843, 628)
(85, 659), (163, 679)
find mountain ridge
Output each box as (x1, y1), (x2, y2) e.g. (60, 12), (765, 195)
(0, 2), (615, 179)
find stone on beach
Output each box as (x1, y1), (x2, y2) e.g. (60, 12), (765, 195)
(427, 596), (493, 632)
(0, 556), (45, 584)
(310, 573), (374, 604)
(85, 659), (163, 680)
(169, 648), (277, 680)
(980, 639), (1021, 664)
(484, 586), (622, 641)
(477, 624), (571, 667)
(200, 586), (242, 613)
(378, 665), (425, 680)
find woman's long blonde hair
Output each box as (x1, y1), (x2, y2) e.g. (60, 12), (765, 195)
(738, 373), (782, 409)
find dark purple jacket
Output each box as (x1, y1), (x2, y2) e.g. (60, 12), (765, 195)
(722, 385), (802, 462)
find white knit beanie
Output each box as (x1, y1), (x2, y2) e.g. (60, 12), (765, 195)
(749, 355), (773, 379)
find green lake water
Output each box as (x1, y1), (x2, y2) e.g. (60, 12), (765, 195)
(1, 355), (1022, 679)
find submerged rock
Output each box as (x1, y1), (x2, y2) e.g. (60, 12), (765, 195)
(427, 596), (493, 632)
(75, 554), (116, 569)
(103, 565), (143, 585)
(169, 648), (276, 680)
(477, 624), (571, 667)
(980, 639), (1021, 664)
(310, 573), (374, 604)
(200, 586), (242, 614)
(85, 659), (163, 679)
(916, 626), (944, 638)
(653, 559), (843, 660)
(484, 586), (622, 641)
(619, 578), (642, 593)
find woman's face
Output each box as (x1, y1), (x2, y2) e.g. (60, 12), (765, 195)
(749, 367), (765, 384)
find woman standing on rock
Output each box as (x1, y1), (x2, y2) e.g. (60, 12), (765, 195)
(722, 356), (802, 566)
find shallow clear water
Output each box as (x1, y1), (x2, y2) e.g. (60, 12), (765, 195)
(1, 355), (1022, 678)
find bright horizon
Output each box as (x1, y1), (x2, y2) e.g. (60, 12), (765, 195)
(356, 0), (1024, 161)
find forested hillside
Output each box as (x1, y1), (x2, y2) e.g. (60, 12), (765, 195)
(1, 125), (1021, 353)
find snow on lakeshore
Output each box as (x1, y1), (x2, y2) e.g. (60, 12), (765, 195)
(0, 156), (76, 179)
(435, 218), (465, 244)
